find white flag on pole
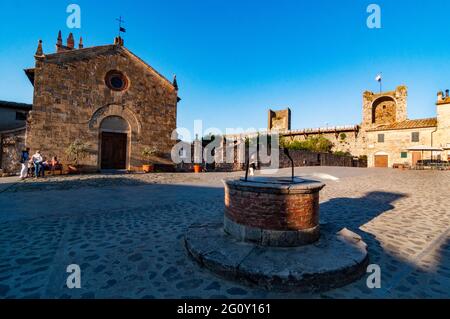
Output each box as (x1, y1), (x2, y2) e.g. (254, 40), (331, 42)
(375, 74), (382, 82)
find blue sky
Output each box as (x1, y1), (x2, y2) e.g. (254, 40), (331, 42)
(1, 0), (449, 134)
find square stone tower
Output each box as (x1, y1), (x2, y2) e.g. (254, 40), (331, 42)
(268, 108), (291, 131)
(362, 85), (408, 130)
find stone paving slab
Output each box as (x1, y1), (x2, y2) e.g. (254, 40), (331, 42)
(0, 167), (449, 299)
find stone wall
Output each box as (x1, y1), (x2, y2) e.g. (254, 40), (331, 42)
(27, 44), (178, 172)
(0, 128), (26, 174)
(277, 149), (360, 168)
(372, 97), (397, 125)
(366, 127), (436, 167)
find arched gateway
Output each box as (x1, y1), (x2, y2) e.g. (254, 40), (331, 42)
(99, 116), (130, 169)
(88, 104), (142, 171)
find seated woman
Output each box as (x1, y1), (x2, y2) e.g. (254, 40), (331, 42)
(50, 156), (60, 175)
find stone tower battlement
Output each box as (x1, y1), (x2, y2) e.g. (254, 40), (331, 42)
(268, 108), (291, 131)
(362, 85), (408, 129)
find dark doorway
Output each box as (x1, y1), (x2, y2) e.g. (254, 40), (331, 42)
(101, 132), (127, 169)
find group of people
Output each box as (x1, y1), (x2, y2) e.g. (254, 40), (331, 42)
(19, 148), (60, 180)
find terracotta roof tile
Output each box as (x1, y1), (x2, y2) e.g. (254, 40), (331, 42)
(367, 118), (437, 132)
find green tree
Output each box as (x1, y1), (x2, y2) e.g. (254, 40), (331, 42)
(282, 135), (333, 153)
(66, 140), (89, 166)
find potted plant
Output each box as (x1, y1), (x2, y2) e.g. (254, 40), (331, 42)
(193, 135), (203, 173)
(65, 140), (89, 174)
(193, 163), (202, 173)
(142, 147), (158, 173)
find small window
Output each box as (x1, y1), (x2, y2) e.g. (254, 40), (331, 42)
(179, 149), (188, 159)
(378, 134), (385, 143)
(15, 112), (27, 121)
(105, 70), (129, 91)
(401, 152), (408, 159)
(411, 132), (420, 143)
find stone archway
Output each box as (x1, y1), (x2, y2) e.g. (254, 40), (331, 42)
(89, 104), (141, 137)
(372, 96), (397, 125)
(99, 116), (130, 169)
(88, 104), (141, 170)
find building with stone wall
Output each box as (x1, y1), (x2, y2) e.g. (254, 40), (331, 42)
(273, 86), (450, 168)
(17, 32), (179, 172)
(2, 32), (449, 172)
(0, 101), (31, 174)
(0, 101), (31, 131)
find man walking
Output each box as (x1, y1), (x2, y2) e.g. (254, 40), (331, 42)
(19, 148), (30, 180)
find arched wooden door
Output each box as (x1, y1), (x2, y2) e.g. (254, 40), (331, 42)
(100, 116), (130, 170)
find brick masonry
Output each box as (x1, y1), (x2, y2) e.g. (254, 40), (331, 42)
(223, 178), (325, 246)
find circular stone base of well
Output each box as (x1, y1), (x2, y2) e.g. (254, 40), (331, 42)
(185, 223), (369, 292)
(224, 216), (320, 247)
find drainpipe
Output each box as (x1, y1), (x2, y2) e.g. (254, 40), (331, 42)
(431, 127), (438, 163)
(431, 127), (438, 148)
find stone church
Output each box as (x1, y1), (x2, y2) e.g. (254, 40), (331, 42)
(19, 32), (179, 172)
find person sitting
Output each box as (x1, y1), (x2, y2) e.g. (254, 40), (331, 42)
(31, 150), (43, 179)
(41, 158), (50, 177)
(50, 156), (60, 175)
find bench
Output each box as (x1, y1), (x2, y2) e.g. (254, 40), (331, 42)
(49, 164), (64, 175)
(393, 163), (409, 170)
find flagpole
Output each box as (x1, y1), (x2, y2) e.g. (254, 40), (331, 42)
(376, 73), (382, 94)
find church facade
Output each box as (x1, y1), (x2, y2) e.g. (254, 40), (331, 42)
(24, 32), (179, 171)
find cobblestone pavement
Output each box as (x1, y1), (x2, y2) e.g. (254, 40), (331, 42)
(0, 167), (448, 299)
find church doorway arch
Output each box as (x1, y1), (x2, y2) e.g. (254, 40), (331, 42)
(99, 116), (130, 170)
